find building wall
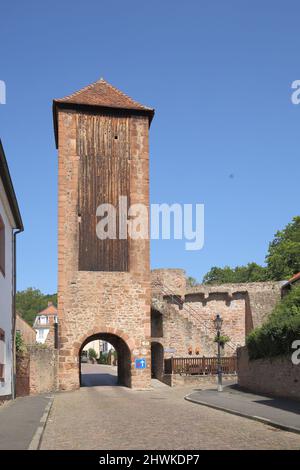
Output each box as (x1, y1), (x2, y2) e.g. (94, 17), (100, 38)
(16, 346), (58, 397)
(0, 181), (14, 398)
(237, 346), (300, 400)
(34, 312), (58, 345)
(57, 110), (151, 390)
(35, 327), (50, 344)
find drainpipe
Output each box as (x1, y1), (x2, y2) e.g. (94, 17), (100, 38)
(12, 228), (23, 399)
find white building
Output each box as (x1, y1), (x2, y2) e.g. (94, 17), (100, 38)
(0, 140), (23, 401)
(82, 340), (114, 358)
(33, 302), (58, 344)
(100, 340), (114, 354)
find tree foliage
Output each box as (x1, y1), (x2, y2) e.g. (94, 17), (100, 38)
(246, 285), (300, 359)
(16, 288), (57, 326)
(266, 216), (300, 280)
(203, 216), (300, 284)
(88, 348), (98, 360)
(186, 276), (198, 287)
(203, 263), (268, 284)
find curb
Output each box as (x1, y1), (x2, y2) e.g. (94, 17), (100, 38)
(184, 394), (300, 436)
(28, 396), (54, 450)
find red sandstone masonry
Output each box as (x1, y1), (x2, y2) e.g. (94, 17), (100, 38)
(151, 270), (282, 358)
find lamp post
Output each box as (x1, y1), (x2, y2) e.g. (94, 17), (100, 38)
(213, 314), (223, 392)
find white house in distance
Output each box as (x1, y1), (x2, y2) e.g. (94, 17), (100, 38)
(82, 339), (114, 358)
(0, 140), (23, 402)
(33, 302), (58, 344)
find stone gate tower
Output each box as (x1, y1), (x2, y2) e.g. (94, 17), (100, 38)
(53, 79), (154, 390)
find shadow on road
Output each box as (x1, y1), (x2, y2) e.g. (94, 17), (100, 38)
(81, 364), (118, 387)
(81, 373), (118, 387)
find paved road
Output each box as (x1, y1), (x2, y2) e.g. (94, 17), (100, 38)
(41, 374), (300, 450)
(81, 363), (118, 387)
(0, 394), (52, 450)
(186, 385), (300, 433)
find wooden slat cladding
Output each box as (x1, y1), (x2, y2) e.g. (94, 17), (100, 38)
(77, 113), (130, 271)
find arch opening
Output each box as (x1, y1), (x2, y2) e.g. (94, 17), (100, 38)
(151, 341), (164, 380)
(79, 333), (131, 387)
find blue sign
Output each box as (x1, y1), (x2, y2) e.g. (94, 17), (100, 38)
(135, 358), (146, 369)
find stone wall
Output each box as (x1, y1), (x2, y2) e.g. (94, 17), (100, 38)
(151, 270), (283, 358)
(237, 346), (300, 400)
(151, 269), (186, 297)
(185, 281), (282, 335)
(16, 346), (58, 397)
(16, 314), (36, 345)
(152, 301), (215, 357)
(57, 110), (151, 391)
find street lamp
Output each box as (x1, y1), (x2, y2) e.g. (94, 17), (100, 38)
(213, 314), (223, 392)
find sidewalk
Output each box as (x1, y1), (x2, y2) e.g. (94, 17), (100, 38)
(185, 385), (300, 434)
(0, 394), (53, 450)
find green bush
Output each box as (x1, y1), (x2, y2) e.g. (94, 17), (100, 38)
(16, 331), (26, 353)
(214, 335), (230, 347)
(97, 352), (108, 364)
(246, 285), (300, 359)
(88, 348), (98, 360)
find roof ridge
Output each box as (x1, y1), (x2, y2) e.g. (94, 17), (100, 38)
(54, 78), (153, 111)
(101, 78), (152, 111)
(55, 78), (103, 102)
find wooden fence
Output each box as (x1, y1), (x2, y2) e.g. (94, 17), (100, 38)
(164, 356), (237, 375)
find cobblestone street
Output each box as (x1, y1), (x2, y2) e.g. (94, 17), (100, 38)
(40, 367), (300, 450)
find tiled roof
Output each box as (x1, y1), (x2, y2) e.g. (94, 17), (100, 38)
(53, 78), (154, 148)
(54, 78), (154, 112)
(37, 302), (58, 316)
(287, 272), (300, 283)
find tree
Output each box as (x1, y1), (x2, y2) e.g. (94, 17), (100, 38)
(16, 288), (57, 326)
(202, 216), (300, 284)
(266, 216), (300, 280)
(246, 285), (300, 359)
(88, 348), (98, 361)
(186, 276), (198, 287)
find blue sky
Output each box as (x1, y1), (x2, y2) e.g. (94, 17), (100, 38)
(1, 1), (299, 293)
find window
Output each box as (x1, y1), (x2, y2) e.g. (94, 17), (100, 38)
(0, 215), (5, 276)
(38, 329), (44, 340)
(0, 328), (5, 382)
